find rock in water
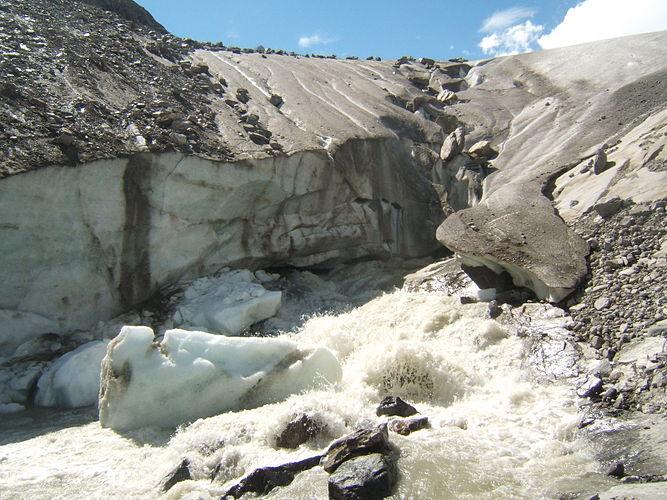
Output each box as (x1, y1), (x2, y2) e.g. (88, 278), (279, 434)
(375, 396), (418, 417)
(328, 453), (398, 500)
(321, 425), (391, 473)
(98, 326), (342, 430)
(160, 458), (192, 492)
(222, 455), (321, 498)
(388, 416), (429, 436)
(276, 414), (322, 448)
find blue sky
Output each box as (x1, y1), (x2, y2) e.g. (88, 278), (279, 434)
(135, 0), (667, 60)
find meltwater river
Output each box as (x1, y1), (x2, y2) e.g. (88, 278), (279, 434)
(0, 263), (617, 499)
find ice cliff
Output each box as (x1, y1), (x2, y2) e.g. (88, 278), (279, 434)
(1, 0), (666, 362)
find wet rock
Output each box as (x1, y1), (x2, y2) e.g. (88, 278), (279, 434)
(577, 376), (603, 397)
(276, 414), (321, 449)
(486, 300), (502, 319)
(375, 396), (418, 418)
(388, 416), (429, 436)
(328, 453), (397, 500)
(222, 455), (322, 498)
(606, 461), (625, 478)
(160, 458), (191, 492)
(321, 425), (391, 473)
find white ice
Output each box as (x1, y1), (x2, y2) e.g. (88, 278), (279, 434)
(34, 340), (109, 408)
(173, 269), (282, 334)
(98, 326), (342, 430)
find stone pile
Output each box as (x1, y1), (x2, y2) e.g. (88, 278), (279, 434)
(567, 199), (667, 414)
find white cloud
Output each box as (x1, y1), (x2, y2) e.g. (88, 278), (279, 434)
(480, 7), (537, 33)
(479, 20), (544, 57)
(298, 33), (335, 48)
(539, 0), (667, 49)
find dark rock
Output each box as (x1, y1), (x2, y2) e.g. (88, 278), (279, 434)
(487, 300), (502, 319)
(376, 396), (418, 418)
(460, 296), (478, 304)
(269, 94), (283, 107)
(248, 132), (270, 145)
(577, 376), (603, 398)
(160, 458), (191, 492)
(591, 335), (605, 349)
(418, 57), (435, 68)
(236, 88), (250, 103)
(328, 453), (397, 500)
(388, 416), (429, 436)
(276, 414), (321, 449)
(594, 197), (624, 218)
(607, 461), (625, 478)
(321, 425), (391, 474)
(593, 149), (609, 175)
(222, 455), (322, 498)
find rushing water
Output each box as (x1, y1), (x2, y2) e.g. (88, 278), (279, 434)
(0, 264), (617, 499)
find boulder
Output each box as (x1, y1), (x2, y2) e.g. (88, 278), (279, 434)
(222, 455), (321, 498)
(375, 396), (418, 417)
(467, 140), (497, 160)
(321, 425), (391, 473)
(160, 458), (192, 492)
(437, 187), (589, 302)
(388, 416), (429, 436)
(593, 197), (625, 218)
(269, 94), (283, 107)
(328, 453), (397, 500)
(440, 126), (465, 161)
(593, 148), (609, 174)
(276, 414), (322, 448)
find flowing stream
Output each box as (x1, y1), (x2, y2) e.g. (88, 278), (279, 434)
(0, 263), (617, 499)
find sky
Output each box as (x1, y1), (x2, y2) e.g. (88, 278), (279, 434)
(135, 0), (667, 61)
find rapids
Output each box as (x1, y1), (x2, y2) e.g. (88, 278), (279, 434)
(0, 263), (617, 499)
